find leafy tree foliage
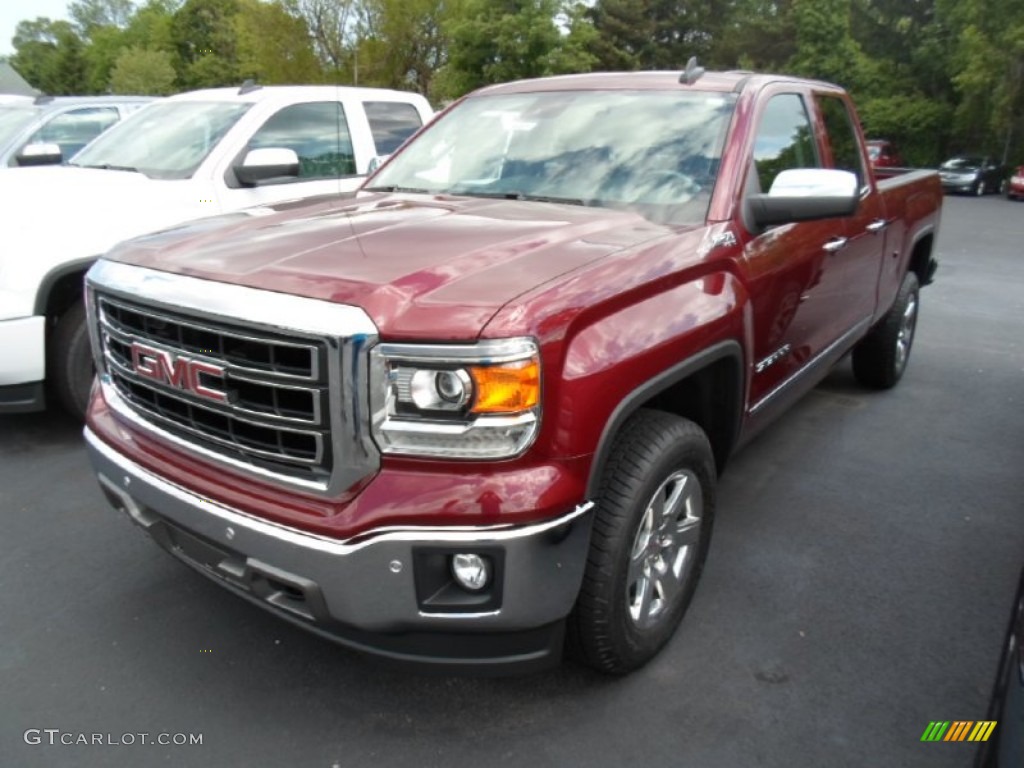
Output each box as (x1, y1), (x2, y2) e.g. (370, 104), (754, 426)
(5, 0), (1024, 164)
(109, 45), (177, 93)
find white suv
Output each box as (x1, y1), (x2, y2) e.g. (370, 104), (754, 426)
(0, 84), (432, 418)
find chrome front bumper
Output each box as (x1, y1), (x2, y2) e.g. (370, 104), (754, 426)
(85, 427), (594, 670)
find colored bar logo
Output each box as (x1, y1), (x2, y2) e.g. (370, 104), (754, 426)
(921, 721), (997, 742)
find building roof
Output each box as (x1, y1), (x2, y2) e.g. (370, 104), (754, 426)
(0, 60), (37, 96)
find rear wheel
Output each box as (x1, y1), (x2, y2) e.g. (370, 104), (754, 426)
(852, 272), (920, 389)
(50, 300), (94, 420)
(569, 409), (715, 674)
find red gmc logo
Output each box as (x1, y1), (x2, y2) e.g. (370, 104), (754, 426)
(130, 342), (229, 404)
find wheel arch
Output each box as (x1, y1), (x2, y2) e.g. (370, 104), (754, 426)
(907, 229), (936, 286)
(35, 257), (97, 320)
(585, 340), (745, 499)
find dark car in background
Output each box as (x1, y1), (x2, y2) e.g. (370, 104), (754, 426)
(0, 95), (152, 168)
(975, 567), (1024, 767)
(938, 155), (1007, 196)
(1006, 166), (1024, 200)
(867, 139), (904, 168)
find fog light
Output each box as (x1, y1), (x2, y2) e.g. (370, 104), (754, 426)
(451, 553), (490, 591)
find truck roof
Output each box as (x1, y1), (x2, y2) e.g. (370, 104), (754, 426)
(167, 84), (432, 106)
(475, 70), (843, 96)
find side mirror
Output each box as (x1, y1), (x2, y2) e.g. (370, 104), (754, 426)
(748, 168), (859, 228)
(16, 143), (63, 167)
(234, 147), (300, 186)
(366, 154), (390, 174)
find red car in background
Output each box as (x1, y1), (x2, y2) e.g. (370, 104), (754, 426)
(1007, 165), (1024, 200)
(867, 139), (904, 168)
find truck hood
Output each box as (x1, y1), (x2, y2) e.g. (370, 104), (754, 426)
(106, 193), (675, 338)
(0, 166), (213, 318)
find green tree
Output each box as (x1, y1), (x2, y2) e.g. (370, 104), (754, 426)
(357, 0), (466, 94)
(436, 0), (591, 100)
(588, 0), (717, 71)
(234, 0), (322, 84)
(109, 45), (177, 93)
(788, 0), (879, 93)
(11, 18), (89, 94)
(712, 0), (796, 71)
(70, 0), (136, 35)
(171, 0), (241, 87)
(291, 0), (362, 73)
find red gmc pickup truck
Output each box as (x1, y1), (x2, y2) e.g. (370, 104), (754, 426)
(83, 68), (941, 674)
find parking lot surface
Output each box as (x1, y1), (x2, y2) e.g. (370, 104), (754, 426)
(2, 195), (1022, 767)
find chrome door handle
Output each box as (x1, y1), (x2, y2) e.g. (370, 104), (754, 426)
(823, 237), (848, 253)
(866, 219), (888, 234)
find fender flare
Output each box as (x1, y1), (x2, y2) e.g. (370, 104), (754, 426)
(585, 339), (745, 499)
(33, 256), (98, 316)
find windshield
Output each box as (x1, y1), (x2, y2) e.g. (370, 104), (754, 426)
(71, 101), (251, 179)
(367, 90), (737, 226)
(941, 157), (983, 170)
(0, 106), (39, 147)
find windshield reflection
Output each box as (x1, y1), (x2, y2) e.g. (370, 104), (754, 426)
(367, 90), (737, 226)
(71, 101), (251, 180)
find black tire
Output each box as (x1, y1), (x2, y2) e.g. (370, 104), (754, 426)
(568, 409), (716, 674)
(50, 300), (95, 420)
(852, 272), (920, 389)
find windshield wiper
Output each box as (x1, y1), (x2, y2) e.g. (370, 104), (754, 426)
(72, 163), (142, 174)
(446, 189), (590, 206)
(363, 185), (433, 194)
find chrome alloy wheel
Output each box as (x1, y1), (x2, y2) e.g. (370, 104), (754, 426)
(627, 469), (703, 629)
(895, 294), (918, 374)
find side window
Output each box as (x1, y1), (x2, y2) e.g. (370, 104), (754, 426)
(363, 101), (423, 156)
(817, 95), (866, 188)
(247, 102), (355, 179)
(31, 107), (120, 160)
(752, 94), (819, 193)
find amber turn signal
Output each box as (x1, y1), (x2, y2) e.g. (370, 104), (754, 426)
(468, 359), (540, 414)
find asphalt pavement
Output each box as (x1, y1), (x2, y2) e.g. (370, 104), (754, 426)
(2, 195), (1023, 768)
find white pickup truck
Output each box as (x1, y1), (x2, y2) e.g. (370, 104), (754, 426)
(0, 84), (432, 418)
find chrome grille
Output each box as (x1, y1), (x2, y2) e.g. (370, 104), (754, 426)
(97, 295), (332, 482)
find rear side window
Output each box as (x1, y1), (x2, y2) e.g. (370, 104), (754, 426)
(248, 101), (355, 179)
(30, 106), (120, 160)
(752, 94), (819, 193)
(817, 94), (866, 188)
(363, 101), (423, 155)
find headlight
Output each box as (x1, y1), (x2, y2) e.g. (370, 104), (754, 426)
(370, 338), (541, 459)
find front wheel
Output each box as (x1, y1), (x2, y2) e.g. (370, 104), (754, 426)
(49, 300), (95, 420)
(568, 409), (715, 674)
(852, 272), (920, 389)
(975, 180), (986, 196)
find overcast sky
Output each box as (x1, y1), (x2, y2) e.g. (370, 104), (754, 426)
(1, 0), (73, 57)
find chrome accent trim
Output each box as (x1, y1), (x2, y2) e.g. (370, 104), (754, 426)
(377, 338), (538, 365)
(86, 425), (594, 553)
(749, 317), (872, 416)
(754, 343), (791, 374)
(822, 236), (848, 254)
(866, 219), (888, 234)
(86, 260), (381, 496)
